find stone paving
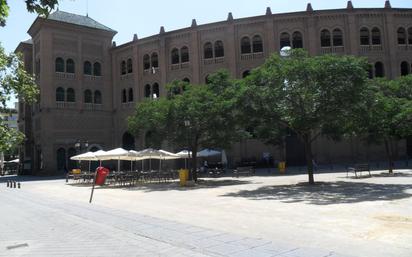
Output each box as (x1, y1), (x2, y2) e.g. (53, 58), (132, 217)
(0, 184), (351, 257)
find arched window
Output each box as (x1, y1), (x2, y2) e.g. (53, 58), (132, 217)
(204, 42), (213, 59)
(252, 35), (263, 53)
(152, 83), (160, 98)
(332, 28), (343, 46)
(320, 29), (331, 47)
(151, 53), (159, 68)
(121, 60), (126, 75)
(127, 58), (133, 73)
(56, 148), (66, 171)
(360, 27), (370, 45)
(83, 61), (92, 75)
(84, 89), (92, 103)
(171, 48), (180, 64)
(398, 27), (406, 44)
(66, 88), (75, 102)
(292, 32), (303, 49)
(401, 61), (410, 76)
(242, 70), (250, 78)
(143, 54), (150, 70)
(409, 28), (412, 45)
(145, 84), (151, 98)
(181, 46), (189, 63)
(67, 148), (77, 170)
(128, 88), (134, 102)
(215, 40), (224, 57)
(375, 62), (384, 78)
(280, 32), (291, 49)
(93, 62), (101, 76)
(56, 87), (65, 102)
(94, 90), (102, 104)
(371, 27), (381, 45)
(122, 89), (127, 103)
(241, 37), (251, 54)
(55, 57), (64, 72)
(66, 59), (75, 73)
(182, 77), (190, 83)
(367, 64), (374, 79)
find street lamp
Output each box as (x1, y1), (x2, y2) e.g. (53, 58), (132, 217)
(184, 120), (192, 180)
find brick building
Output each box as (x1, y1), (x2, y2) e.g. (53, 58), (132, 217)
(16, 1), (412, 175)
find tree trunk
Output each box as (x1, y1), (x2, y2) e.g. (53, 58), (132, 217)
(384, 138), (394, 174)
(303, 135), (315, 184)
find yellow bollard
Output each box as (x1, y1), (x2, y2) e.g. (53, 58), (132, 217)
(179, 169), (189, 186)
(278, 161), (286, 174)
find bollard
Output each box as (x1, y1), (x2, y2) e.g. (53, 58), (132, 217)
(13, 181), (16, 188)
(6, 180), (9, 187)
(17, 182), (21, 189)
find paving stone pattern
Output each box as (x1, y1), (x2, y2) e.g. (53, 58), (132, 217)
(0, 187), (352, 257)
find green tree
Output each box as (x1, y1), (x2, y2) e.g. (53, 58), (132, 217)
(354, 76), (412, 173)
(0, 0), (57, 152)
(128, 70), (241, 181)
(239, 49), (369, 184)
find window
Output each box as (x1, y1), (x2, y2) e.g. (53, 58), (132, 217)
(204, 42), (213, 59)
(66, 59), (75, 73)
(171, 48), (179, 64)
(55, 57), (64, 72)
(121, 60), (126, 75)
(128, 88), (134, 102)
(93, 62), (101, 76)
(152, 83), (160, 98)
(212, 41), (223, 59)
(332, 29), (343, 46)
(241, 37), (251, 54)
(320, 29), (331, 47)
(375, 62), (384, 77)
(143, 54), (150, 70)
(360, 27), (370, 45)
(84, 61), (92, 75)
(145, 84), (151, 98)
(252, 35), (263, 53)
(56, 87), (65, 102)
(127, 58), (133, 73)
(66, 88), (75, 102)
(94, 90), (102, 104)
(371, 27), (381, 45)
(409, 28), (412, 45)
(84, 90), (92, 103)
(398, 28), (406, 44)
(401, 61), (410, 76)
(122, 89), (127, 103)
(181, 46), (189, 63)
(151, 53), (159, 68)
(242, 70), (250, 78)
(292, 32), (303, 49)
(280, 32), (291, 49)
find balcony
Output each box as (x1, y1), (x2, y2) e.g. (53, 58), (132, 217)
(55, 72), (75, 80)
(397, 45), (411, 51)
(143, 67), (160, 76)
(170, 62), (190, 71)
(83, 75), (102, 81)
(203, 57), (225, 65)
(360, 45), (383, 54)
(121, 102), (135, 109)
(240, 52), (264, 61)
(320, 46), (345, 55)
(120, 73), (133, 80)
(56, 102), (76, 109)
(84, 103), (103, 111)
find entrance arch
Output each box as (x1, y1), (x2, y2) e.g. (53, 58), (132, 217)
(122, 132), (135, 150)
(56, 148), (66, 172)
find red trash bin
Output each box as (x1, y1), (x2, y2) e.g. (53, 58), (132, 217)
(95, 167), (110, 186)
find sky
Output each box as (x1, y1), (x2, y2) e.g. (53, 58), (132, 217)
(1, 0), (411, 106)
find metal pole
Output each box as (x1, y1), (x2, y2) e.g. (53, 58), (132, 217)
(89, 170), (97, 203)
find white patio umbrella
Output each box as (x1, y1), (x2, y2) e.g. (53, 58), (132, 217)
(70, 151), (98, 172)
(94, 148), (129, 172)
(7, 158), (20, 163)
(197, 149), (221, 157)
(176, 150), (192, 168)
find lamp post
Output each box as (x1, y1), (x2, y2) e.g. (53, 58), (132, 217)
(74, 140), (89, 169)
(184, 120), (192, 180)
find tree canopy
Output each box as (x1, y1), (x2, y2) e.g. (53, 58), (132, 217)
(239, 49), (369, 184)
(0, 0), (58, 26)
(353, 75), (412, 173)
(128, 70), (241, 181)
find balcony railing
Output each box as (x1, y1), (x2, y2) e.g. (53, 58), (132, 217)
(84, 103), (103, 111)
(203, 57), (225, 65)
(397, 45), (411, 51)
(84, 75), (102, 81)
(55, 72), (75, 80)
(360, 45), (383, 54)
(56, 102), (76, 109)
(320, 46), (345, 54)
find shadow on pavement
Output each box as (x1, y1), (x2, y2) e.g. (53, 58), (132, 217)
(93, 179), (252, 192)
(221, 181), (412, 205)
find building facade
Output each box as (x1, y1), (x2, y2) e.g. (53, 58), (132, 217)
(16, 1), (412, 175)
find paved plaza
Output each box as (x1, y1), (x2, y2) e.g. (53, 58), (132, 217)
(0, 169), (411, 256)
